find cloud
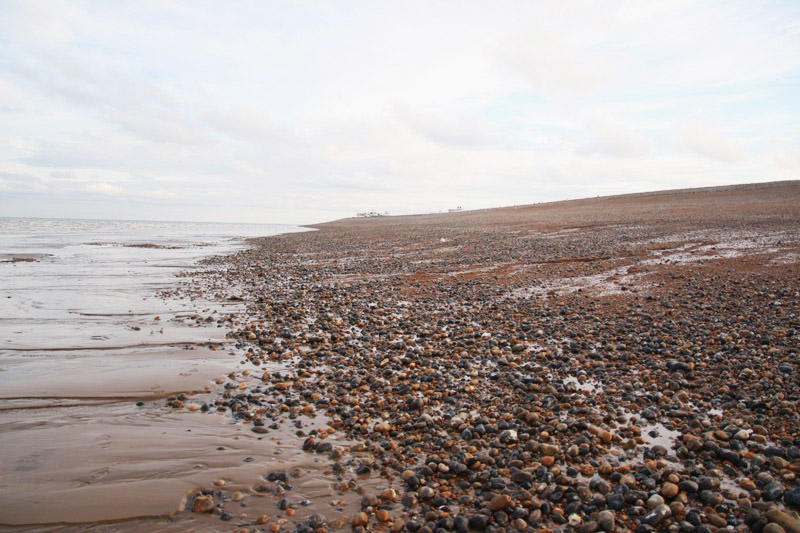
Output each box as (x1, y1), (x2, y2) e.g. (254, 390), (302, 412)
(580, 117), (649, 158)
(770, 141), (800, 177)
(85, 181), (177, 200)
(391, 103), (505, 150)
(112, 113), (210, 145)
(0, 1), (798, 224)
(85, 182), (125, 196)
(507, 26), (607, 94)
(0, 171), (48, 192)
(205, 107), (289, 142)
(682, 124), (747, 163)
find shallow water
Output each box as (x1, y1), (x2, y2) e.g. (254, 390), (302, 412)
(0, 218), (317, 528)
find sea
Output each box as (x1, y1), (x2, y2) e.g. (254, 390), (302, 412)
(0, 218), (317, 529)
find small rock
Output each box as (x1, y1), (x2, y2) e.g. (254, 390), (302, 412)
(352, 512), (369, 527)
(642, 504), (671, 526)
(764, 482), (785, 502)
(380, 488), (398, 502)
(192, 494), (215, 513)
(766, 508), (800, 533)
(597, 510), (615, 532)
(646, 493), (664, 509)
(785, 488), (800, 508)
(540, 443), (560, 456)
(454, 514), (469, 532)
(488, 494), (512, 511)
(662, 482), (679, 499)
(468, 514), (490, 530)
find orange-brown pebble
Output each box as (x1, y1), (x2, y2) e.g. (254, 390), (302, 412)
(380, 488), (398, 502)
(352, 512), (369, 527)
(739, 478), (756, 490)
(662, 482), (679, 499)
(256, 515), (269, 525)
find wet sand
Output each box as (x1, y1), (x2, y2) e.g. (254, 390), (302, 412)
(3, 181), (800, 532)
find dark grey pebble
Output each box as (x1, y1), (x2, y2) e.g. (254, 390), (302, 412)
(785, 487), (800, 508)
(762, 481), (784, 501)
(468, 514), (490, 530)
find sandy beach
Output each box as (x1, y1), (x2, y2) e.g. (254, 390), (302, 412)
(3, 181), (800, 532)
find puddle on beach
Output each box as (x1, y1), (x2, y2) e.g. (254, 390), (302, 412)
(0, 397), (368, 531)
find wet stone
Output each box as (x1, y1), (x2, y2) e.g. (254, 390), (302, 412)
(641, 504), (671, 526)
(192, 494), (215, 513)
(468, 514), (490, 530)
(785, 488), (800, 508)
(763, 482), (785, 502)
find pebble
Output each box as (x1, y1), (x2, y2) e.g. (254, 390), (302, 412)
(185, 193), (800, 533)
(488, 494), (512, 511)
(597, 510), (615, 532)
(785, 488), (800, 508)
(766, 508), (800, 533)
(351, 512), (369, 527)
(764, 482), (785, 501)
(191, 494), (215, 513)
(468, 514), (490, 530)
(662, 482), (679, 499)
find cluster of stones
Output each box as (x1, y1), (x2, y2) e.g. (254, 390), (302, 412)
(185, 212), (799, 532)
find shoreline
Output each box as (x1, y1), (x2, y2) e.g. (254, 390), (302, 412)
(3, 181), (800, 532)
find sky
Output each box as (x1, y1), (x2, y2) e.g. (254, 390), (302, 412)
(1, 1), (799, 225)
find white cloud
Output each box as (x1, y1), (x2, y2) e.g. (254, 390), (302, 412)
(392, 103), (505, 150)
(86, 182), (125, 196)
(770, 141), (800, 177)
(580, 117), (649, 158)
(0, 0), (798, 224)
(682, 124), (747, 163)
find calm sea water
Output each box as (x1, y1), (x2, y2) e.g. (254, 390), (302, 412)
(0, 217), (309, 400)
(0, 218), (327, 529)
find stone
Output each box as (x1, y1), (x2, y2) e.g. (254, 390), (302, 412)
(597, 510), (615, 532)
(641, 504), (671, 526)
(766, 508), (800, 533)
(647, 494), (665, 508)
(192, 494), (215, 513)
(662, 482), (679, 499)
(453, 514), (469, 532)
(764, 482), (785, 502)
(785, 488), (800, 508)
(540, 444), (560, 456)
(352, 512), (369, 527)
(488, 494), (512, 511)
(468, 514), (490, 530)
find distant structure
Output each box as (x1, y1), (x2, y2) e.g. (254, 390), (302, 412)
(356, 211), (389, 217)
(448, 206), (463, 213)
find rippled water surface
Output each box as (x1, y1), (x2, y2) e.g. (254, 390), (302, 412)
(0, 218), (311, 528)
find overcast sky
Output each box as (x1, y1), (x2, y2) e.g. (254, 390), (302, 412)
(1, 1), (798, 225)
